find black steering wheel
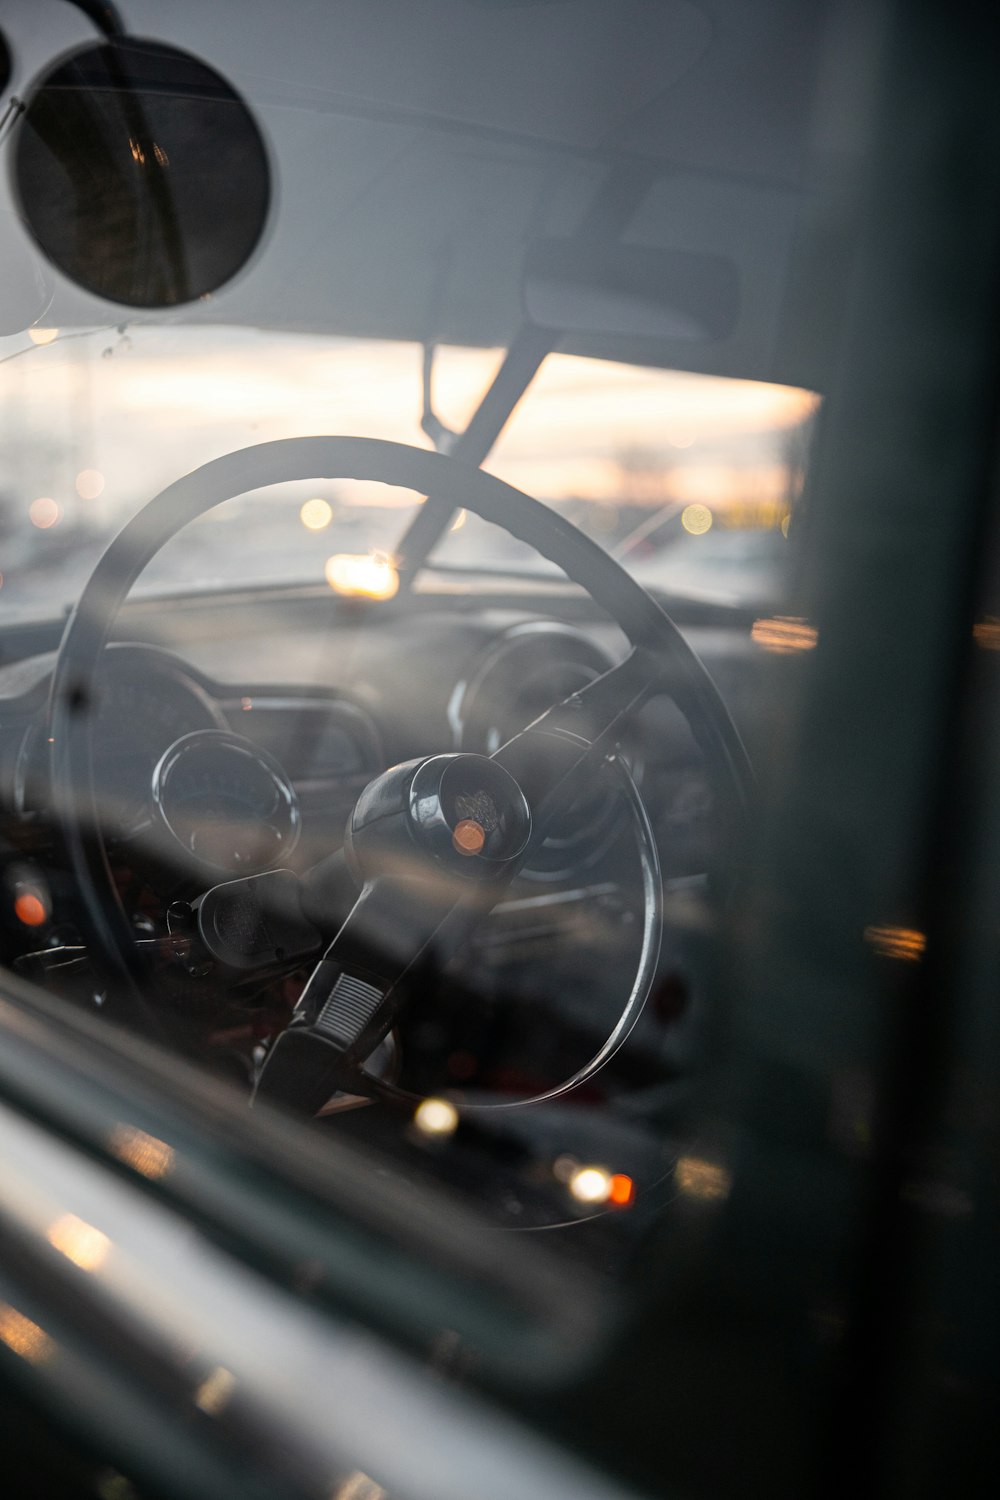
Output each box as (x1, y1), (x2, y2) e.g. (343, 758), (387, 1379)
(49, 438), (752, 1110)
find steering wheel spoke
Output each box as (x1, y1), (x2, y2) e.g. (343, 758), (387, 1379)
(504, 644), (659, 753)
(491, 645), (658, 828)
(254, 877), (460, 1112)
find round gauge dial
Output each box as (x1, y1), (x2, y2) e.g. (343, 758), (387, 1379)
(453, 623), (641, 879)
(16, 649), (226, 824)
(93, 669), (227, 833)
(152, 730), (301, 875)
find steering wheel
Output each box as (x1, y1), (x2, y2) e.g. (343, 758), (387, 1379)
(49, 438), (752, 1112)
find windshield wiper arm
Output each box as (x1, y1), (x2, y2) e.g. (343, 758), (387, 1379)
(611, 500), (685, 561)
(392, 159), (661, 588)
(393, 323), (554, 587)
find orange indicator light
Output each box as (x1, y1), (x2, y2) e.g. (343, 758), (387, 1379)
(609, 1173), (635, 1207)
(452, 818), (486, 856)
(14, 891), (48, 927)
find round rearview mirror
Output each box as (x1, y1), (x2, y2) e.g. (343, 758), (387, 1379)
(13, 38), (270, 308)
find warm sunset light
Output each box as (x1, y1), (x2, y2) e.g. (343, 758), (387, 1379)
(332, 1472), (387, 1500)
(864, 925), (926, 961)
(0, 332), (817, 564)
(300, 497), (333, 530)
(29, 496), (61, 529)
(194, 1365), (236, 1415)
(46, 1213), (111, 1272)
(108, 1124), (175, 1180)
(75, 468), (105, 500)
(751, 616), (818, 653)
(973, 617), (1000, 650)
(324, 551), (399, 600)
(719, 499), (789, 531)
(0, 1304), (53, 1365)
(675, 1155), (732, 1201)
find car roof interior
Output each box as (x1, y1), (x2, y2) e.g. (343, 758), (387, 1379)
(1, 0), (841, 387)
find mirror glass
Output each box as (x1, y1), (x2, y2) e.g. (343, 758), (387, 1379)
(13, 38), (270, 308)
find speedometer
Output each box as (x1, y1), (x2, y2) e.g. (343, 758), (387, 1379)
(93, 665), (227, 832)
(152, 730), (301, 875)
(15, 646), (226, 823)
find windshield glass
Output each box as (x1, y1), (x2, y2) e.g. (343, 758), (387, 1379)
(448, 351), (818, 604)
(0, 325), (815, 613)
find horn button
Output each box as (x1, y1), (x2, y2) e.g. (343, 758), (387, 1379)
(348, 753), (532, 882)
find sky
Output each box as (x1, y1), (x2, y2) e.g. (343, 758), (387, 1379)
(0, 324), (817, 531)
(0, 324), (819, 611)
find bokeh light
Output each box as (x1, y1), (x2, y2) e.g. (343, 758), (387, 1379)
(29, 496), (61, 529)
(75, 468), (105, 499)
(681, 503), (713, 536)
(108, 1124), (175, 1180)
(751, 616), (818, 654)
(194, 1365), (236, 1416)
(47, 1213), (110, 1272)
(325, 551), (399, 600)
(675, 1155), (732, 1201)
(569, 1165), (613, 1204)
(413, 1097), (459, 1137)
(300, 497), (333, 531)
(609, 1173), (635, 1207)
(0, 1304), (53, 1365)
(28, 326), (59, 346)
(863, 924), (926, 962)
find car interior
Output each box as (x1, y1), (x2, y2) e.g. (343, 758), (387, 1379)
(0, 2), (997, 1498)
(0, 0), (822, 1240)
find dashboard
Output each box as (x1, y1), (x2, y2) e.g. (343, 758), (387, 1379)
(0, 584), (766, 1154)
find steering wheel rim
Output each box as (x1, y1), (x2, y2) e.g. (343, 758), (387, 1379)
(49, 437), (753, 1066)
